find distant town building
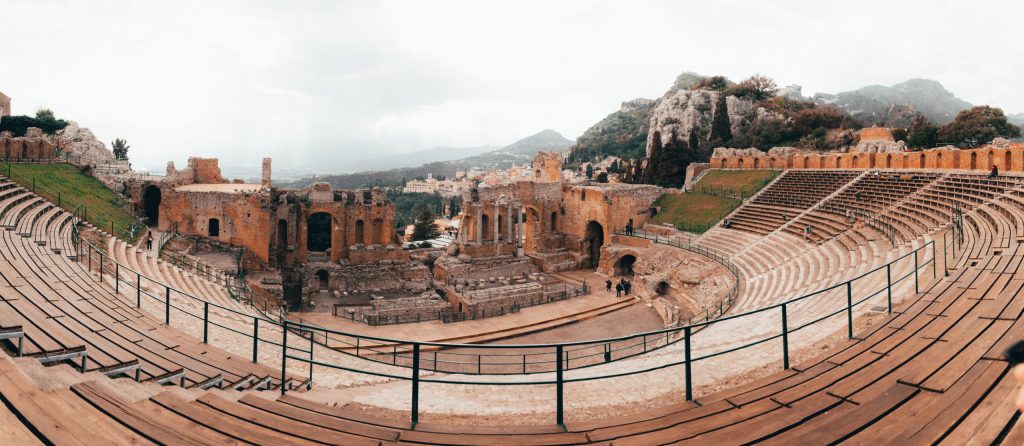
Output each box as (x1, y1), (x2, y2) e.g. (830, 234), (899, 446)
(0, 91), (10, 117)
(402, 173), (474, 197)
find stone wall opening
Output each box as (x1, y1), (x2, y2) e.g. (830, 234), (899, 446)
(355, 219), (365, 244)
(276, 219), (288, 265)
(615, 254), (637, 276)
(307, 212), (332, 252)
(550, 212), (557, 232)
(656, 281), (669, 295)
(584, 220), (604, 268)
(142, 185), (161, 227)
(208, 218), (220, 237)
(481, 214), (491, 241)
(372, 218), (383, 245)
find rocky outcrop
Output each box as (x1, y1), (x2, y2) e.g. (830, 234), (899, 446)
(813, 79), (972, 126)
(56, 121), (116, 165)
(645, 90), (755, 158)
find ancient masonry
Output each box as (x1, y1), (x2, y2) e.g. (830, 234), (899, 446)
(0, 91), (10, 117)
(0, 127), (57, 160)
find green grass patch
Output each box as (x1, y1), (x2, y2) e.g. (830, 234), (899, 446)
(649, 192), (741, 233)
(4, 163), (143, 241)
(693, 169), (778, 198)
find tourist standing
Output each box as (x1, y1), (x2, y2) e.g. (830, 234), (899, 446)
(605, 279), (612, 293)
(991, 164), (999, 178)
(615, 282), (623, 297)
(145, 231), (153, 250)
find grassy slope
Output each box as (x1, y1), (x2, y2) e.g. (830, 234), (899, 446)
(650, 170), (778, 233)
(5, 163), (142, 241)
(693, 170), (778, 196)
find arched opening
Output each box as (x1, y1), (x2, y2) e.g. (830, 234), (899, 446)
(142, 185), (161, 227)
(769, 157), (776, 169)
(869, 154), (876, 169)
(583, 221), (604, 269)
(852, 156), (859, 168)
(655, 281), (669, 295)
(615, 255), (637, 276)
(737, 158), (744, 169)
(1006, 150), (1013, 171)
(498, 214), (505, 240)
(315, 269), (329, 288)
(371, 218), (383, 245)
(549, 212), (557, 232)
(834, 156), (841, 169)
(753, 158), (760, 169)
(208, 218), (220, 237)
(919, 153), (926, 168)
(937, 152), (943, 167)
(803, 156), (810, 168)
(481, 214), (491, 241)
(885, 154), (892, 168)
(524, 207), (540, 252)
(970, 152), (978, 170)
(987, 151), (994, 169)
(306, 212), (332, 252)
(276, 219), (288, 265)
(355, 219), (365, 244)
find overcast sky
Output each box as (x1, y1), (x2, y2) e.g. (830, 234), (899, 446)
(3, 0), (1022, 174)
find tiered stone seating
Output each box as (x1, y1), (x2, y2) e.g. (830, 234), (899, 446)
(728, 170), (860, 235)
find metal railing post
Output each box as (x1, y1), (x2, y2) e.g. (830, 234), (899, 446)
(136, 273), (141, 308)
(280, 320), (288, 396)
(556, 345), (564, 426)
(164, 286), (171, 324)
(252, 318), (259, 362)
(684, 326), (693, 401)
(931, 241), (936, 279)
(914, 249), (920, 294)
(846, 281), (854, 339)
(781, 303), (789, 370)
(886, 263), (892, 314)
(203, 302), (209, 343)
(411, 343), (420, 426)
(114, 263), (119, 294)
(943, 231), (948, 275)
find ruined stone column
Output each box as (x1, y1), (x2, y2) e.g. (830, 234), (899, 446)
(493, 202), (500, 244)
(506, 203), (514, 244)
(475, 205), (482, 244)
(517, 205), (524, 247)
(261, 158), (272, 189)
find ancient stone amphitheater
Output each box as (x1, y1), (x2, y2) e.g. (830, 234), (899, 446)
(1, 160), (1023, 445)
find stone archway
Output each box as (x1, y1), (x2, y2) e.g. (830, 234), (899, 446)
(614, 254), (637, 276)
(142, 185), (161, 227)
(885, 154), (892, 168)
(987, 151), (995, 170)
(306, 212), (332, 252)
(277, 219), (288, 265)
(583, 221), (604, 269)
(315, 269), (329, 288)
(1006, 150), (1013, 171)
(372, 218), (383, 245)
(971, 152), (978, 170)
(355, 219), (365, 244)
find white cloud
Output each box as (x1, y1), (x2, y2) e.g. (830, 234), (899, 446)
(1, 0), (1022, 173)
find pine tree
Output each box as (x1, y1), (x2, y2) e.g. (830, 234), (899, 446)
(585, 163), (594, 179)
(111, 138), (130, 161)
(411, 207), (440, 241)
(709, 93), (732, 146)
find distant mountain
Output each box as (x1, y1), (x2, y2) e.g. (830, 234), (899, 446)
(1009, 112), (1024, 127)
(284, 129), (572, 189)
(567, 98), (655, 164)
(812, 79), (973, 126)
(346, 144), (498, 172)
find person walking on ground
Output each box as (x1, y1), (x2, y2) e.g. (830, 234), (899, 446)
(615, 282), (623, 297)
(145, 231), (153, 250)
(605, 279), (612, 293)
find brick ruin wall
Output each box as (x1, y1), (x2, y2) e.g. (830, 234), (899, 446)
(0, 128), (58, 160)
(710, 144), (1024, 172)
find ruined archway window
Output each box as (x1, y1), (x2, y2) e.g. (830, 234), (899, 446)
(919, 153), (926, 169)
(549, 212), (557, 232)
(970, 152), (977, 170)
(584, 221), (604, 269)
(208, 218), (220, 237)
(371, 218), (383, 245)
(307, 212), (332, 252)
(988, 151), (995, 169)
(885, 154), (892, 169)
(1006, 150), (1013, 170)
(355, 219), (365, 244)
(497, 215), (504, 240)
(481, 214), (491, 241)
(142, 185), (161, 227)
(615, 254), (637, 276)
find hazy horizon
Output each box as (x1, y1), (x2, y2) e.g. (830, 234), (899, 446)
(3, 0), (1023, 173)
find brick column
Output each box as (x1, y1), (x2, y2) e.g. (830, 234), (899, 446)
(493, 202), (500, 244)
(475, 205), (482, 244)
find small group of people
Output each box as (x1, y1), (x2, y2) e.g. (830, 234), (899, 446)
(623, 222), (635, 235)
(721, 218), (732, 229)
(605, 277), (633, 297)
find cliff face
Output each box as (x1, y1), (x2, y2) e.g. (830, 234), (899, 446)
(568, 98), (655, 163)
(644, 90), (755, 158)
